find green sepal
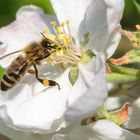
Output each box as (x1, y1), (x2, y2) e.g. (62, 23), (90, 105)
(111, 48), (140, 65)
(69, 66), (79, 85)
(95, 103), (130, 126)
(81, 49), (95, 64)
(107, 64), (140, 83)
(95, 105), (107, 120)
(128, 48), (140, 63)
(69, 49), (94, 84)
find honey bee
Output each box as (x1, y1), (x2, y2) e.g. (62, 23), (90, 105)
(0, 33), (60, 91)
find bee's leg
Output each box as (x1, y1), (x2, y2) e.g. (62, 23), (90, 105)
(32, 62), (60, 89)
(35, 61), (41, 65)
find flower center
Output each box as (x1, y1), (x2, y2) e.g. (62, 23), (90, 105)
(42, 20), (83, 66)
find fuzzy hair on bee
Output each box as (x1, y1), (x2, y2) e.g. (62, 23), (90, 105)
(0, 34), (60, 91)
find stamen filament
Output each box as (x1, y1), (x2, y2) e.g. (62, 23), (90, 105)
(46, 19), (83, 66)
(65, 20), (75, 47)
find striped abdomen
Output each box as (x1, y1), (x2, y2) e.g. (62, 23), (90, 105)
(1, 56), (31, 91)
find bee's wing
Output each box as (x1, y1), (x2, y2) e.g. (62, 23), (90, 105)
(6, 55), (26, 74)
(0, 50), (24, 68)
(6, 53), (34, 75)
(0, 50), (22, 60)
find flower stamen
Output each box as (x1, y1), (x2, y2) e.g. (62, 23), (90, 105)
(43, 20), (83, 67)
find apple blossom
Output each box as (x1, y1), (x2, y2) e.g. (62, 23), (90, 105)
(107, 83), (140, 130)
(52, 120), (140, 140)
(0, 0), (124, 139)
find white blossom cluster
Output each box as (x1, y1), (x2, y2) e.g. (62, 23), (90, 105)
(0, 0), (140, 140)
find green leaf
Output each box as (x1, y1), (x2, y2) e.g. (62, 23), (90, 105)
(133, 0), (140, 14)
(0, 66), (6, 80)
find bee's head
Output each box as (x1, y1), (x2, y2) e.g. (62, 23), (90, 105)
(41, 33), (58, 50)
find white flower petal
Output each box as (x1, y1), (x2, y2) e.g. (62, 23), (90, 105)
(124, 105), (140, 130)
(86, 0), (124, 58)
(50, 0), (93, 40)
(0, 5), (57, 67)
(0, 68), (72, 133)
(0, 119), (54, 140)
(65, 55), (107, 122)
(16, 5), (45, 19)
(50, 0), (124, 57)
(59, 120), (140, 140)
(91, 120), (140, 140)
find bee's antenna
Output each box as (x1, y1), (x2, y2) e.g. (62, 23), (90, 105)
(40, 32), (48, 40)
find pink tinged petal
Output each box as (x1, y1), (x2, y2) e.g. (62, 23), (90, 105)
(0, 68), (72, 133)
(86, 0), (124, 58)
(125, 87), (140, 130)
(124, 105), (140, 129)
(50, 0), (93, 40)
(0, 5), (57, 67)
(65, 55), (108, 122)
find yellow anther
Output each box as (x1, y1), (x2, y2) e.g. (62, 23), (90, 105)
(52, 60), (56, 66)
(66, 19), (70, 25)
(65, 35), (71, 43)
(43, 28), (48, 34)
(51, 43), (55, 47)
(61, 61), (68, 68)
(63, 61), (68, 65)
(58, 34), (65, 40)
(51, 48), (55, 52)
(59, 50), (64, 56)
(55, 27), (62, 34)
(56, 51), (60, 56)
(49, 54), (54, 59)
(50, 21), (56, 26)
(64, 40), (69, 46)
(60, 22), (65, 26)
(56, 50), (64, 56)
(47, 34), (56, 41)
(136, 24), (140, 30)
(57, 34), (71, 46)
(42, 20), (82, 66)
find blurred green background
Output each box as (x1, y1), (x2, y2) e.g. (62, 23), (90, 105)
(0, 0), (139, 29)
(0, 0), (54, 27)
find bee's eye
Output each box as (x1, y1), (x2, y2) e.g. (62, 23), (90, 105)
(42, 40), (51, 48)
(45, 43), (51, 47)
(45, 43), (52, 50)
(44, 42), (51, 47)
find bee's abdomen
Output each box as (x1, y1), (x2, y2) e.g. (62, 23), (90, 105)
(1, 62), (30, 91)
